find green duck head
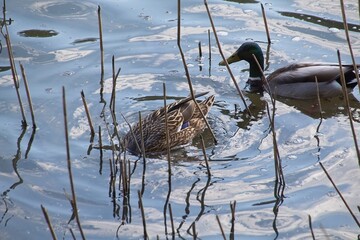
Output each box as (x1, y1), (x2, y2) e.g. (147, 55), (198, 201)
(219, 42), (264, 78)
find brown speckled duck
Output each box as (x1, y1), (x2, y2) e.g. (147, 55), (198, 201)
(123, 93), (215, 155)
(219, 42), (359, 99)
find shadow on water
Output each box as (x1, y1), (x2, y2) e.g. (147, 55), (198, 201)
(278, 11), (360, 33)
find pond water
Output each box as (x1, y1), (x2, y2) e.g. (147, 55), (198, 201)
(1, 0), (360, 239)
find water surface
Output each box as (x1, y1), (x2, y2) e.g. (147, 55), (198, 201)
(1, 0), (359, 239)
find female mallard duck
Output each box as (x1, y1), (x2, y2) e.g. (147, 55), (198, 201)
(123, 93), (215, 155)
(219, 42), (359, 99)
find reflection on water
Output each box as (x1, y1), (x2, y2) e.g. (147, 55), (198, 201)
(29, 1), (97, 20)
(1, 0), (360, 239)
(18, 29), (58, 38)
(279, 11), (360, 33)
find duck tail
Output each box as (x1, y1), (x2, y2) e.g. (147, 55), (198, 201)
(345, 68), (360, 89)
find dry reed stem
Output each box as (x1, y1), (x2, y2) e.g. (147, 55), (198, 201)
(138, 190), (148, 239)
(98, 126), (103, 174)
(204, 0), (252, 117)
(252, 54), (274, 103)
(139, 111), (147, 196)
(314, 76), (323, 126)
(319, 162), (360, 227)
(20, 63), (36, 128)
(337, 50), (360, 165)
(168, 203), (175, 237)
(177, 0), (217, 144)
(163, 83), (172, 174)
(215, 215), (227, 240)
(229, 201), (236, 240)
(69, 228), (76, 240)
(261, 3), (271, 44)
(200, 135), (211, 177)
(252, 53), (285, 191)
(162, 83), (172, 236)
(121, 154), (129, 196)
(138, 111), (146, 160)
(208, 29), (211, 61)
(1, 3), (27, 127)
(97, 5), (104, 77)
(308, 215), (315, 240)
(109, 56), (119, 112)
(191, 222), (197, 240)
(62, 87), (86, 240)
(314, 76), (323, 162)
(120, 112), (142, 154)
(4, 34), (27, 126)
(339, 0), (360, 91)
(41, 205), (58, 240)
(109, 158), (114, 195)
(81, 90), (95, 137)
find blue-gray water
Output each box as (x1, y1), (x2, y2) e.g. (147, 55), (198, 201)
(1, 0), (359, 239)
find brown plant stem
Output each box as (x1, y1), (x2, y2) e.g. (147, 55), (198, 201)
(204, 0), (252, 117)
(97, 5), (104, 77)
(319, 162), (360, 227)
(177, 0), (217, 144)
(62, 87), (86, 240)
(81, 90), (95, 137)
(261, 3), (271, 44)
(339, 0), (360, 91)
(41, 205), (58, 240)
(20, 63), (36, 128)
(337, 50), (360, 165)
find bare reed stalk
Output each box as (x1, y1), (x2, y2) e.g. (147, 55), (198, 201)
(98, 126), (103, 174)
(308, 215), (315, 240)
(97, 5), (104, 77)
(200, 135), (211, 177)
(20, 63), (36, 128)
(121, 112), (142, 153)
(138, 111), (146, 160)
(62, 87), (86, 240)
(252, 54), (285, 193)
(191, 222), (197, 240)
(229, 201), (236, 240)
(319, 162), (360, 227)
(208, 29), (211, 62)
(139, 111), (147, 196)
(162, 83), (172, 236)
(339, 0), (360, 90)
(315, 76), (323, 127)
(109, 158), (114, 195)
(81, 91), (95, 137)
(252, 54), (274, 102)
(3, 32), (27, 126)
(110, 56), (116, 112)
(203, 0), (252, 117)
(177, 0), (218, 144)
(41, 205), (58, 240)
(163, 83), (172, 173)
(215, 215), (227, 240)
(337, 50), (360, 165)
(121, 154), (129, 196)
(69, 228), (76, 240)
(168, 203), (175, 237)
(138, 190), (148, 239)
(261, 3), (271, 44)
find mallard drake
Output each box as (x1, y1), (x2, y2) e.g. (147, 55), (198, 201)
(123, 92), (215, 155)
(219, 42), (359, 99)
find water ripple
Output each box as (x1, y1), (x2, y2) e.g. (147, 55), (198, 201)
(30, 1), (97, 20)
